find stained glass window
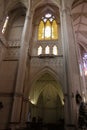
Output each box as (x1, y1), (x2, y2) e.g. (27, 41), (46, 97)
(38, 21), (44, 40)
(45, 20), (51, 40)
(38, 13), (58, 40)
(52, 20), (58, 39)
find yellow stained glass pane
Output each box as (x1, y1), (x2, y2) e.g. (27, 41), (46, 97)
(45, 20), (51, 40)
(52, 20), (58, 39)
(38, 21), (44, 40)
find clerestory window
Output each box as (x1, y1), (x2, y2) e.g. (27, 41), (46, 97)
(38, 46), (42, 55)
(38, 13), (58, 40)
(2, 16), (9, 34)
(37, 45), (58, 56)
(45, 46), (50, 54)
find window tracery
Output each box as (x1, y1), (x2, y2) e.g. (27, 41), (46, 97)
(38, 13), (58, 40)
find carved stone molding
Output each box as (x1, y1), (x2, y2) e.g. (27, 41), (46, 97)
(4, 48), (20, 60)
(8, 40), (20, 47)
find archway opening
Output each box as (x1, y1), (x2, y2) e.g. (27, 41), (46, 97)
(29, 73), (64, 124)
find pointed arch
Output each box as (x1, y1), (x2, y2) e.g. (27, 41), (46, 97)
(6, 1), (27, 15)
(32, 1), (61, 13)
(29, 68), (64, 105)
(38, 46), (42, 55)
(30, 67), (62, 88)
(45, 46), (50, 54)
(38, 12), (58, 40)
(53, 45), (58, 55)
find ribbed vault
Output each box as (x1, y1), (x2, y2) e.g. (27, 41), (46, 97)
(72, 0), (87, 51)
(29, 73), (64, 106)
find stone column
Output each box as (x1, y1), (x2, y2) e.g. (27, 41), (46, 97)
(10, 1), (32, 126)
(60, 1), (82, 130)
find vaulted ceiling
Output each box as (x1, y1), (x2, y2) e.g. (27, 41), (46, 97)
(29, 73), (64, 106)
(72, 0), (87, 52)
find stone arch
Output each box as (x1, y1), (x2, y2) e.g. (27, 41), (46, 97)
(4, 2), (26, 42)
(29, 67), (64, 123)
(32, 0), (61, 14)
(5, 1), (27, 16)
(0, 1), (27, 45)
(30, 2), (60, 55)
(30, 66), (63, 87)
(29, 67), (64, 105)
(32, 4), (60, 25)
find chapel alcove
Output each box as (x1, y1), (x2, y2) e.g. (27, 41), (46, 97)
(29, 73), (64, 124)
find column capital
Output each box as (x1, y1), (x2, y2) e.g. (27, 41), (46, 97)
(59, 7), (71, 16)
(26, 10), (33, 21)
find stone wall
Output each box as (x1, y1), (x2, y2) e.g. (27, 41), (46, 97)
(0, 14), (25, 129)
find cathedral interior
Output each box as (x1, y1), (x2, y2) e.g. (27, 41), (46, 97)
(0, 0), (87, 130)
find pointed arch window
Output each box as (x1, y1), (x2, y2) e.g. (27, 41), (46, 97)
(38, 46), (42, 55)
(2, 16), (9, 34)
(45, 46), (50, 54)
(38, 13), (58, 40)
(53, 45), (58, 55)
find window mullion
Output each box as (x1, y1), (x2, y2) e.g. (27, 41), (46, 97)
(51, 22), (52, 40)
(44, 23), (45, 40)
